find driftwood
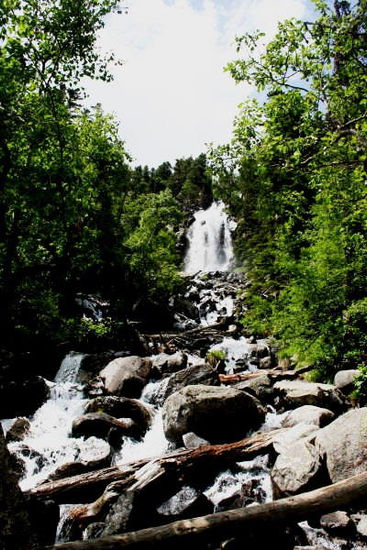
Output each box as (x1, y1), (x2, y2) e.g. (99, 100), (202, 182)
(26, 430), (279, 504)
(47, 470), (367, 549)
(219, 364), (314, 384)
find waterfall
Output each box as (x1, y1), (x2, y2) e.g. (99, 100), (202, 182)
(184, 201), (235, 274)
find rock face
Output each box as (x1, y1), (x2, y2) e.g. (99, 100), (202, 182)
(281, 405), (335, 429)
(319, 511), (354, 535)
(234, 374), (273, 402)
(274, 380), (346, 413)
(271, 439), (322, 497)
(85, 396), (151, 436)
(164, 363), (219, 400)
(315, 407), (367, 482)
(99, 356), (151, 398)
(162, 384), (266, 444)
(151, 352), (188, 378)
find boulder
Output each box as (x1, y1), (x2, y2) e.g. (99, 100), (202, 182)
(259, 356), (272, 369)
(71, 413), (136, 444)
(274, 380), (346, 413)
(162, 384), (266, 445)
(272, 423), (320, 455)
(6, 417), (31, 443)
(315, 407), (367, 482)
(333, 369), (358, 392)
(164, 364), (219, 400)
(156, 486), (213, 521)
(151, 352), (188, 378)
(85, 396), (151, 436)
(99, 356), (151, 398)
(248, 341), (270, 360)
(234, 374), (273, 402)
(320, 511), (354, 535)
(271, 439), (322, 497)
(49, 437), (112, 480)
(281, 405), (335, 429)
(0, 374), (50, 418)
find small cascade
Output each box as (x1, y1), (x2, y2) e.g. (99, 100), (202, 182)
(7, 352), (89, 490)
(184, 201), (235, 274)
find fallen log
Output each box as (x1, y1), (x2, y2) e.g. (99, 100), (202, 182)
(219, 364), (314, 384)
(26, 430), (280, 504)
(46, 470), (367, 549)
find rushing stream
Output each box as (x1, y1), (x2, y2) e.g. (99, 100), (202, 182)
(1, 201), (352, 548)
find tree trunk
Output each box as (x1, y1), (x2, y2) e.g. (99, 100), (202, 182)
(46, 470), (367, 549)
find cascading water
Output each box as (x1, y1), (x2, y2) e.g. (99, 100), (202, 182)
(184, 201), (235, 274)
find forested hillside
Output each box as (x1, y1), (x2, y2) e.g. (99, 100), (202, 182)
(210, 0), (367, 383)
(0, 0), (214, 353)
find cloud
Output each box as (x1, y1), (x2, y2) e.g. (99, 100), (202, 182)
(84, 0), (308, 167)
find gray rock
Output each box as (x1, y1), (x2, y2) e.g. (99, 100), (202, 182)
(182, 432), (210, 449)
(281, 405), (335, 429)
(164, 363), (219, 400)
(156, 486), (213, 520)
(274, 380), (346, 412)
(271, 439), (322, 497)
(83, 522), (105, 540)
(272, 423), (319, 455)
(6, 417), (31, 443)
(85, 396), (151, 436)
(334, 369), (358, 391)
(320, 511), (354, 535)
(99, 356), (151, 398)
(151, 352), (188, 378)
(316, 407), (367, 482)
(248, 342), (270, 359)
(163, 384), (266, 445)
(234, 374), (273, 402)
(49, 437), (112, 480)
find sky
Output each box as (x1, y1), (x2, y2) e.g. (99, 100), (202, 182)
(85, 0), (311, 167)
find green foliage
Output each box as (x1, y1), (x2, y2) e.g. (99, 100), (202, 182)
(353, 364), (367, 405)
(206, 349), (227, 361)
(210, 0), (367, 380)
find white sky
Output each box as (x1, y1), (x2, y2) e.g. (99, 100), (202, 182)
(85, 0), (310, 167)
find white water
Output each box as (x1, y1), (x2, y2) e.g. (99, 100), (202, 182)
(7, 353), (91, 490)
(184, 201), (235, 274)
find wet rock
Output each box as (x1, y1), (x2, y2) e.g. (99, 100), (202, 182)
(71, 412), (136, 443)
(83, 522), (105, 540)
(281, 405), (335, 429)
(16, 444), (46, 473)
(49, 437), (112, 480)
(151, 352), (188, 378)
(234, 374), (273, 402)
(333, 369), (358, 392)
(163, 384), (266, 445)
(99, 356), (151, 398)
(216, 478), (267, 512)
(85, 396), (151, 436)
(156, 486), (213, 521)
(316, 407), (367, 482)
(274, 380), (346, 413)
(320, 511), (354, 536)
(271, 439), (322, 497)
(101, 491), (138, 535)
(164, 363), (219, 400)
(6, 417), (31, 443)
(182, 432), (210, 449)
